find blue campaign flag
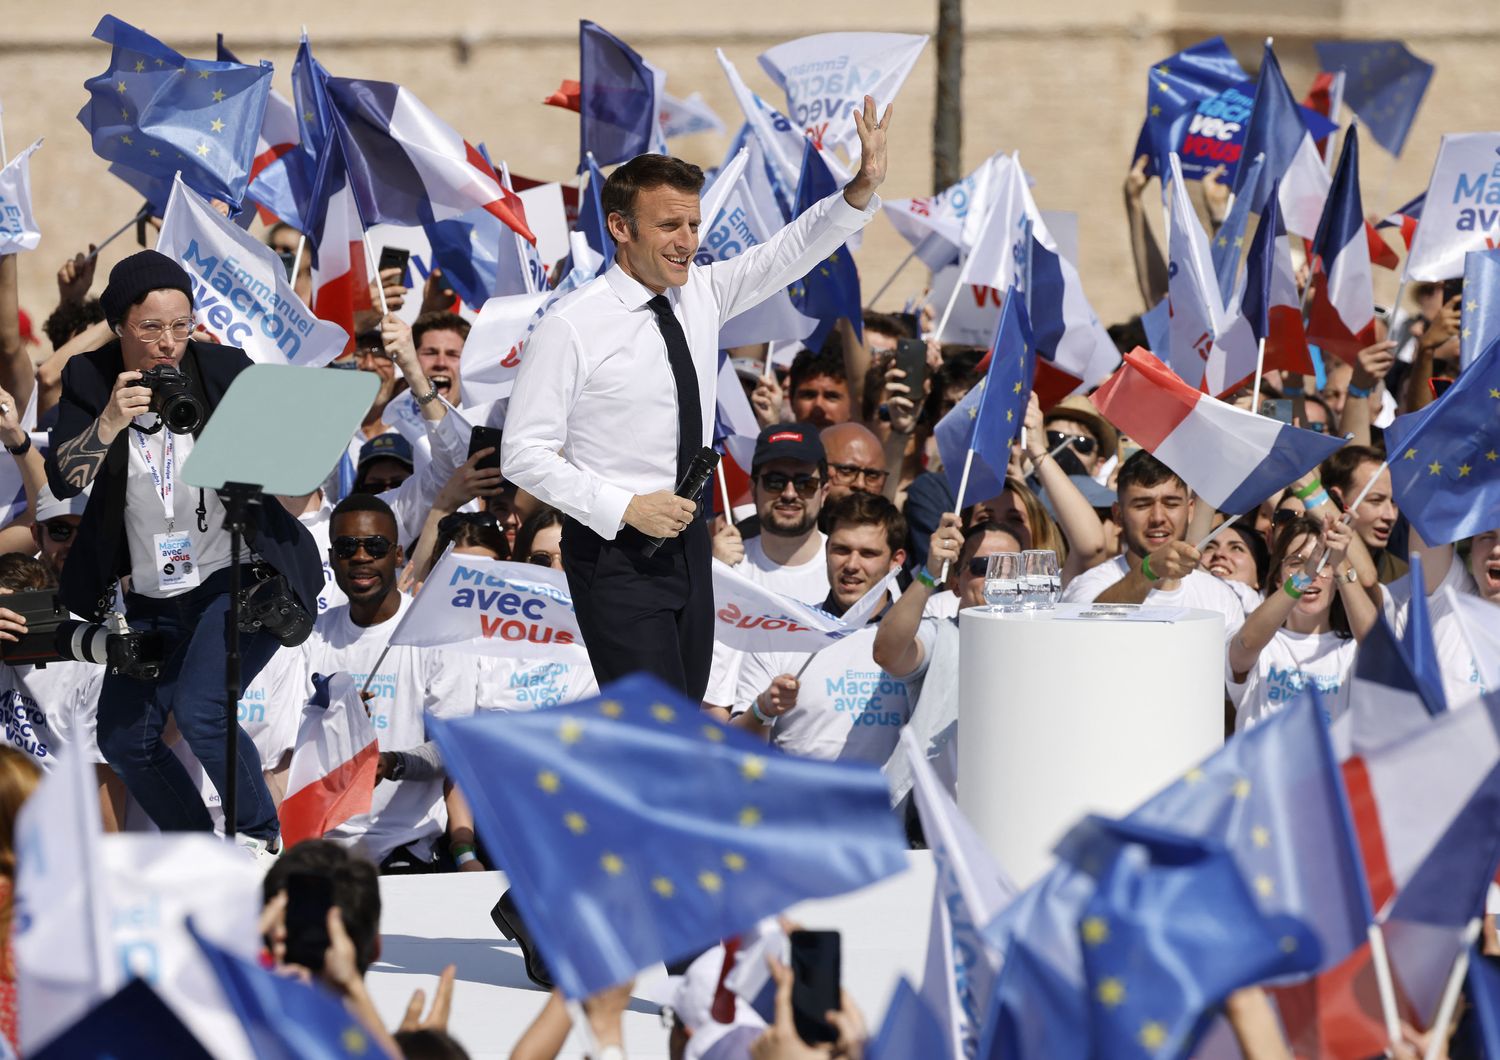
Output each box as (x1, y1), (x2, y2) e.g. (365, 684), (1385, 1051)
(1129, 695), (1373, 976)
(190, 920), (380, 1059)
(578, 151), (615, 269)
(866, 979), (948, 1060)
(1383, 337), (1500, 544)
(77, 15), (272, 208)
(1232, 42), (1319, 219)
(1138, 37), (1248, 182)
(1211, 153), (1263, 304)
(429, 674), (908, 999)
(789, 138), (862, 352)
(1314, 40), (1434, 156)
(579, 20), (664, 167)
(33, 978), (212, 1060)
(1460, 248), (1500, 372)
(1071, 815), (1318, 1059)
(1402, 552), (1450, 716)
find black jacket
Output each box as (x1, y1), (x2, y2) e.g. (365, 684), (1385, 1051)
(45, 339), (325, 619)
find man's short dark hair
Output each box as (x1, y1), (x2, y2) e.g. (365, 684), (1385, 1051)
(264, 840), (383, 974)
(600, 154), (705, 241)
(788, 345), (847, 394)
(1115, 450), (1186, 497)
(331, 493), (398, 537)
(1321, 444), (1385, 504)
(0, 553), (54, 592)
(43, 299), (106, 349)
(824, 491), (907, 557)
(862, 311), (914, 342)
(958, 521), (1022, 567)
(412, 311), (470, 347)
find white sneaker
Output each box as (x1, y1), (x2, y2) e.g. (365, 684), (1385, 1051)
(235, 833), (282, 868)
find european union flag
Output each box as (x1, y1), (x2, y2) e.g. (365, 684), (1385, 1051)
(1314, 40), (1434, 156)
(1232, 43), (1317, 219)
(429, 674), (908, 999)
(789, 138), (862, 353)
(1129, 695), (1373, 976)
(1137, 37), (1247, 182)
(865, 979), (947, 1060)
(1461, 247), (1500, 372)
(578, 151), (615, 269)
(1384, 338), (1500, 544)
(190, 919), (380, 1059)
(77, 15), (272, 208)
(579, 20), (663, 167)
(33, 978), (212, 1060)
(1211, 153), (1263, 304)
(932, 288), (1033, 507)
(1070, 815), (1318, 1059)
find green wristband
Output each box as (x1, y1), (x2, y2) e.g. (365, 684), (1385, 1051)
(1294, 479), (1323, 501)
(1282, 577), (1305, 599)
(1141, 554), (1160, 582)
(449, 843), (477, 857)
(915, 567), (940, 589)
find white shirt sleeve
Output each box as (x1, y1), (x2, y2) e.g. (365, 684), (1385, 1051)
(500, 313), (636, 539)
(706, 191), (879, 326)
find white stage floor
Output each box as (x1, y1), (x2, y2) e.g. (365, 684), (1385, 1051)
(367, 853), (935, 1058)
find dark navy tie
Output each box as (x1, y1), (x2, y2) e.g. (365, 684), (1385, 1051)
(647, 294), (701, 484)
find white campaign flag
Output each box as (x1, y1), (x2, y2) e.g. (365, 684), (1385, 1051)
(710, 560), (895, 653)
(660, 91), (726, 139)
(390, 551), (589, 662)
(0, 139), (43, 255)
(1404, 132), (1500, 282)
(459, 289), (551, 406)
(14, 747), (114, 1053)
(886, 152), (1006, 271)
(101, 834), (260, 1059)
(904, 730), (1016, 1060)
(757, 32), (928, 156)
(156, 175), (347, 367)
(1447, 586), (1500, 694)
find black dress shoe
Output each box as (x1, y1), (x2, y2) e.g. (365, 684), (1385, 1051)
(491, 889), (553, 989)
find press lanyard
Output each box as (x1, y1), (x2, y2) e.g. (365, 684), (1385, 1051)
(133, 427), (176, 530)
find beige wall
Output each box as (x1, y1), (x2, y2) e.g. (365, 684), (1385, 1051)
(4, 1), (1499, 344)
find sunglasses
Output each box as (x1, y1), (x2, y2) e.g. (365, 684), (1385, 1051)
(1045, 430), (1097, 455)
(756, 471), (822, 497)
(967, 557), (988, 577)
(438, 511), (499, 537)
(826, 463), (889, 486)
(358, 478), (407, 494)
(43, 521), (76, 543)
(1272, 508), (1301, 527)
(332, 535), (394, 560)
(527, 551), (559, 567)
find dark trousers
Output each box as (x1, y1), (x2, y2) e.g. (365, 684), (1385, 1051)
(561, 517), (713, 701)
(97, 568), (280, 840)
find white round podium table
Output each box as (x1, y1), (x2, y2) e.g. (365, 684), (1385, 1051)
(957, 602), (1225, 885)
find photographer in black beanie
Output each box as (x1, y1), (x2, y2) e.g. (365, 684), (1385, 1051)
(46, 249), (323, 859)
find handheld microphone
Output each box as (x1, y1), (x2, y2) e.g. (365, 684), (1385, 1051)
(642, 447), (721, 557)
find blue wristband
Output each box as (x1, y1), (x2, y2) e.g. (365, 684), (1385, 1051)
(1347, 382), (1372, 399)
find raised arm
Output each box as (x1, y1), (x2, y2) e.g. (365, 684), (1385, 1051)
(0, 256), (34, 418)
(1124, 155), (1169, 310)
(1339, 340), (1396, 448)
(50, 369), (150, 495)
(874, 513), (961, 678)
(1022, 395), (1105, 581)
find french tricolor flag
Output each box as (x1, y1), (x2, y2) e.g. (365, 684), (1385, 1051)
(1091, 349), (1346, 514)
(1232, 42), (1332, 238)
(1307, 125), (1378, 363)
(279, 673), (379, 849)
(1238, 179), (1316, 383)
(1377, 191), (1424, 251)
(306, 134), (368, 350)
(325, 77), (535, 243)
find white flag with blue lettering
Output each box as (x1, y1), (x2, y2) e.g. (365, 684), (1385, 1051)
(156, 175), (348, 368)
(1403, 132), (1500, 282)
(711, 560), (896, 654)
(0, 140), (43, 255)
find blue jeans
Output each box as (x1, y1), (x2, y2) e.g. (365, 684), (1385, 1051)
(97, 568), (280, 840)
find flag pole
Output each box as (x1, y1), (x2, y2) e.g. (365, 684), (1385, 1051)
(1423, 917), (1482, 1060)
(1193, 511), (1243, 552)
(1367, 922), (1403, 1049)
(1313, 458), (1389, 575)
(932, 272), (967, 344)
(1250, 337), (1268, 413)
(717, 463), (736, 528)
(362, 230), (390, 316)
(290, 234), (307, 289)
(937, 448), (978, 581)
(83, 204), (152, 263)
(565, 1000), (603, 1058)
(863, 245), (920, 310)
(361, 645), (393, 698)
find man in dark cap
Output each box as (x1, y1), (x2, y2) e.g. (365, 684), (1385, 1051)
(45, 249), (325, 860)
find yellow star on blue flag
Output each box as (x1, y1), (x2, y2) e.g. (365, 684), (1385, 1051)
(429, 674), (907, 999)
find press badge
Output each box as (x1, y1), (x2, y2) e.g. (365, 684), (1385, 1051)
(154, 530), (200, 590)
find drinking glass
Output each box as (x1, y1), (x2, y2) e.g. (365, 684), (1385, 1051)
(1022, 549), (1061, 609)
(983, 552), (1022, 612)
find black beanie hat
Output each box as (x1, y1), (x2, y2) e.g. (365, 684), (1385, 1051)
(99, 250), (194, 329)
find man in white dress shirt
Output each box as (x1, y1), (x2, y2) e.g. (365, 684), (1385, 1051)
(503, 97), (892, 699)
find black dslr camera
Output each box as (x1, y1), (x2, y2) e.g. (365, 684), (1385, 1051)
(238, 565), (314, 648)
(0, 590), (165, 680)
(138, 364), (204, 434)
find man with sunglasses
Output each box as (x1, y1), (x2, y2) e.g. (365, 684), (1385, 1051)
(45, 250), (324, 860)
(31, 487), (85, 580)
(703, 425), (832, 715)
(1041, 396), (1117, 480)
(303, 494), (477, 873)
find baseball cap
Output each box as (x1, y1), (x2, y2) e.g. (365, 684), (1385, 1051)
(357, 432), (414, 471)
(750, 423), (825, 473)
(35, 484), (89, 522)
